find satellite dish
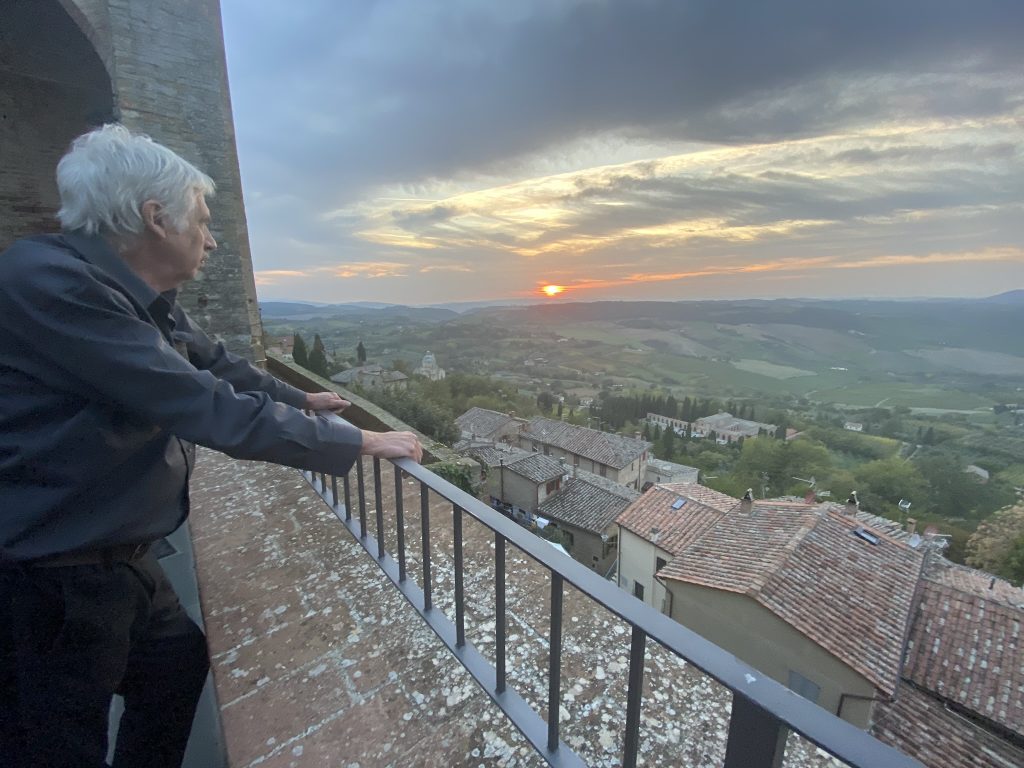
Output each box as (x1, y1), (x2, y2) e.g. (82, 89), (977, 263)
(908, 533), (922, 548)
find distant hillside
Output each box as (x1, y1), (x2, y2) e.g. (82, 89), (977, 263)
(260, 301), (457, 322)
(985, 289), (1024, 304)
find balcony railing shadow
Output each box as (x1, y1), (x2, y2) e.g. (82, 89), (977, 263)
(200, 354), (923, 768)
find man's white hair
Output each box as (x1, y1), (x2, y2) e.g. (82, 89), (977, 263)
(56, 124), (215, 237)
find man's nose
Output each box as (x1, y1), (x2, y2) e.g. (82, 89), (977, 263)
(205, 232), (217, 251)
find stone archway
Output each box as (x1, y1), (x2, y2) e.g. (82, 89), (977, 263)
(0, 0), (115, 247)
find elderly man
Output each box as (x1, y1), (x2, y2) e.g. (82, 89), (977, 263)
(0, 124), (422, 768)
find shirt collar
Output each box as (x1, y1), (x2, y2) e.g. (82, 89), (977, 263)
(60, 231), (161, 309)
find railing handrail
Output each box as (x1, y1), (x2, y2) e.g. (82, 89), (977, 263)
(388, 454), (920, 768)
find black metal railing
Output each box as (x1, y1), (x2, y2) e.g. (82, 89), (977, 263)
(301, 417), (922, 768)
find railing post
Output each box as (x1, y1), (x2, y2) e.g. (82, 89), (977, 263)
(454, 504), (465, 647)
(373, 457), (385, 559)
(622, 626), (646, 768)
(724, 693), (787, 768)
(394, 466), (406, 582)
(356, 459), (367, 538)
(547, 573), (563, 753)
(342, 470), (352, 522)
(420, 483), (432, 612)
(495, 533), (506, 694)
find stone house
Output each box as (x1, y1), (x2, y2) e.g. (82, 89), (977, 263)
(330, 364), (408, 392)
(518, 417), (651, 490)
(536, 469), (639, 576)
(691, 412), (777, 443)
(468, 445), (564, 525)
(616, 485), (923, 729)
(645, 412), (689, 436)
(455, 407), (524, 445)
(643, 457), (700, 488)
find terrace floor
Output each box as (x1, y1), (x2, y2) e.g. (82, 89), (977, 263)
(188, 448), (844, 767)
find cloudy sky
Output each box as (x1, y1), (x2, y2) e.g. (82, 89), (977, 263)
(220, 1), (1024, 306)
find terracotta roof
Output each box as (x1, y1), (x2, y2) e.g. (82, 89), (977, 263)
(615, 484), (736, 555)
(455, 407), (520, 440)
(504, 453), (565, 484)
(645, 458), (700, 478)
(872, 681), (1024, 768)
(694, 412), (776, 432)
(625, 492), (923, 695)
(522, 417), (651, 469)
(902, 559), (1024, 735)
(538, 471), (640, 535)
(464, 444), (532, 468)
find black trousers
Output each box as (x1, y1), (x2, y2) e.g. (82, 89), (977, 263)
(0, 553), (210, 768)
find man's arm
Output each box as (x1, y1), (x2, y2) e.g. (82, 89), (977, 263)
(174, 307), (345, 412)
(0, 249), (419, 474)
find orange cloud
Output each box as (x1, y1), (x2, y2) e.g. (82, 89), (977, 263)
(253, 269), (311, 285)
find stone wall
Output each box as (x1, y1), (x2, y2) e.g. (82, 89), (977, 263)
(1, 0), (264, 360)
(0, 0), (113, 247)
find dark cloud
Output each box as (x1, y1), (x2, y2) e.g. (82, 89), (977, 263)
(224, 0), (1024, 202)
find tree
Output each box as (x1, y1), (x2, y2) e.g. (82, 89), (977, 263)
(556, 401), (564, 419)
(356, 340), (367, 364)
(537, 391), (556, 413)
(308, 334), (329, 378)
(658, 426), (676, 461)
(292, 333), (308, 368)
(853, 457), (928, 516)
(966, 502), (1024, 586)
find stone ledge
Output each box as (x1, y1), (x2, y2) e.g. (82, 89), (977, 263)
(266, 353), (479, 486)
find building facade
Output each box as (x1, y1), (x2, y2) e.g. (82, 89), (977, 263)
(413, 351), (446, 381)
(691, 412), (777, 443)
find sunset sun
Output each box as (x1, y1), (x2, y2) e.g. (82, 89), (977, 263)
(541, 284), (565, 297)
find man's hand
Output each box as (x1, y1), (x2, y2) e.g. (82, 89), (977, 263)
(360, 430), (423, 463)
(306, 391), (350, 412)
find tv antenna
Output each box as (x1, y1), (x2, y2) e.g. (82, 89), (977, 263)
(792, 475), (816, 488)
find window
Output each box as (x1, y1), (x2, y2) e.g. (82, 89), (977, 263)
(599, 465), (607, 477)
(544, 445), (550, 455)
(787, 670), (821, 704)
(656, 557), (667, 572)
(573, 454), (580, 466)
(633, 581), (645, 600)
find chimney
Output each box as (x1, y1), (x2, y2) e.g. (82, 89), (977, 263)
(804, 488), (816, 505)
(905, 517), (917, 535)
(845, 491), (859, 516)
(634, 431), (642, 441)
(741, 489), (753, 514)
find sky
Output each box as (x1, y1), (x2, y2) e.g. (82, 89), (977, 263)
(220, 1), (1024, 306)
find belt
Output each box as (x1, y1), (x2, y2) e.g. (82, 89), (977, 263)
(25, 542), (151, 568)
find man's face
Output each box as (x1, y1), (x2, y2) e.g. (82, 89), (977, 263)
(164, 193), (216, 284)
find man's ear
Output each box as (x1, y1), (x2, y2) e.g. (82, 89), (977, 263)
(141, 200), (168, 240)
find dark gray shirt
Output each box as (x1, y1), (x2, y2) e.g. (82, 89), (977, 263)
(0, 232), (362, 562)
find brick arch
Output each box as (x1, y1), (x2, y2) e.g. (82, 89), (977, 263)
(0, 0), (115, 245)
(54, 0), (116, 84)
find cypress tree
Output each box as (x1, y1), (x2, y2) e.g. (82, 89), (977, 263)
(292, 333), (308, 368)
(309, 334), (329, 378)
